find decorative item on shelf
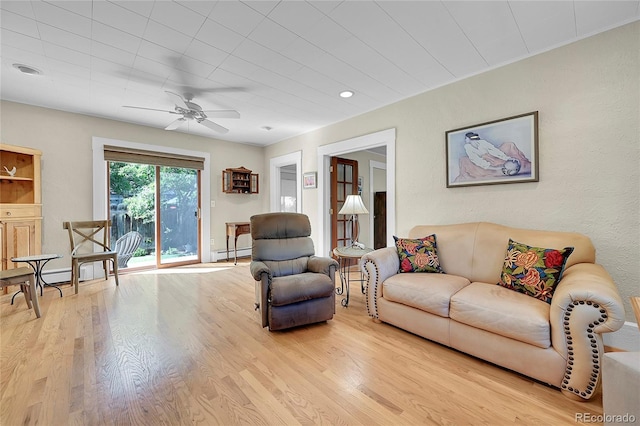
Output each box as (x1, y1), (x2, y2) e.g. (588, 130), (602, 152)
(338, 194), (369, 248)
(3, 166), (17, 177)
(222, 166), (259, 194)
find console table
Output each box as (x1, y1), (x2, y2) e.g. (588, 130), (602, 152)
(226, 222), (250, 265)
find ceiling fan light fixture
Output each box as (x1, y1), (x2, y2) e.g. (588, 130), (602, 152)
(124, 91), (237, 135)
(339, 90), (354, 98)
(13, 63), (42, 75)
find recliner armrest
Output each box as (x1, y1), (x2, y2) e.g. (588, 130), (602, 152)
(361, 247), (400, 319)
(307, 256), (338, 276)
(251, 260), (272, 328)
(250, 260), (272, 281)
(550, 263), (626, 399)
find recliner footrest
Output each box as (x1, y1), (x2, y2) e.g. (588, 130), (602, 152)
(270, 273), (334, 306)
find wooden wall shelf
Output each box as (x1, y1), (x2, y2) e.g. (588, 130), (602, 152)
(222, 166), (259, 194)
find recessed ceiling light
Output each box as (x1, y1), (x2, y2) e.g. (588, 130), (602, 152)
(13, 63), (42, 75)
(339, 90), (354, 98)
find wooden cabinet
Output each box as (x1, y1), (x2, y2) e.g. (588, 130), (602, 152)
(222, 166), (259, 194)
(0, 144), (42, 270)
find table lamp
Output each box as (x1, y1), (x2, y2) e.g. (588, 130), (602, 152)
(338, 194), (369, 248)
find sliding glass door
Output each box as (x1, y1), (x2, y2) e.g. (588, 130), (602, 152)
(109, 162), (201, 269)
(158, 166), (199, 265)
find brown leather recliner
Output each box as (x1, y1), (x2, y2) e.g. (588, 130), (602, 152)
(250, 212), (338, 331)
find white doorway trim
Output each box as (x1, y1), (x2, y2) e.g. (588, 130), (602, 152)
(369, 160), (387, 248)
(91, 137), (212, 271)
(269, 151), (302, 213)
(316, 128), (396, 256)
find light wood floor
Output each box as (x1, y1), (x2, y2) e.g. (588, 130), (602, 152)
(1, 261), (604, 425)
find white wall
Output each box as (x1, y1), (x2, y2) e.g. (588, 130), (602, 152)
(264, 22), (639, 323)
(0, 102), (267, 269)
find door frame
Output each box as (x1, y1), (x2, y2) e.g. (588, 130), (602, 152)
(316, 128), (396, 257)
(269, 151), (302, 213)
(92, 137), (211, 275)
(369, 160), (387, 248)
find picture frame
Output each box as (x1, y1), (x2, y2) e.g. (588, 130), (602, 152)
(445, 111), (539, 188)
(303, 172), (317, 189)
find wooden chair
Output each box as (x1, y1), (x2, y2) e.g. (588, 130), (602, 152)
(63, 220), (119, 294)
(0, 267), (41, 318)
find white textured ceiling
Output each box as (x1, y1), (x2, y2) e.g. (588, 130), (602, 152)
(1, 1), (638, 146)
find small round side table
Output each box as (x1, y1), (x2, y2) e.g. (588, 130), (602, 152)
(332, 246), (372, 307)
(11, 253), (63, 303)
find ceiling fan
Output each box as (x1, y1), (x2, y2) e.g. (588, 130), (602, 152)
(123, 91), (240, 134)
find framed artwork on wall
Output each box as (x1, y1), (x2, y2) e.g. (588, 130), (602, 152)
(303, 172), (317, 189)
(445, 111), (539, 188)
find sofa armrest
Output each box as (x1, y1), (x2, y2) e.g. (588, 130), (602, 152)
(360, 247), (400, 319)
(250, 261), (271, 328)
(550, 263), (626, 400)
(308, 256), (339, 279)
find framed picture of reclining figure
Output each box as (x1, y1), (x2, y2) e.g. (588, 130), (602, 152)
(445, 111), (539, 188)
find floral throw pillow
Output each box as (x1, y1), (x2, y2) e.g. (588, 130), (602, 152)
(498, 239), (574, 304)
(394, 235), (445, 273)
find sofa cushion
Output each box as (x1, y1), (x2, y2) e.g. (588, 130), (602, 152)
(450, 282), (551, 348)
(394, 234), (445, 273)
(383, 273), (470, 317)
(498, 238), (574, 304)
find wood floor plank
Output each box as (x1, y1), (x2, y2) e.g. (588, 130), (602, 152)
(1, 261), (605, 425)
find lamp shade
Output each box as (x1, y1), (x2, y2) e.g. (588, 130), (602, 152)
(338, 194), (369, 215)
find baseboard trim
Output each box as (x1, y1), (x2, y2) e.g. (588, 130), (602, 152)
(212, 247), (251, 262)
(41, 265), (94, 284)
(37, 250), (253, 284)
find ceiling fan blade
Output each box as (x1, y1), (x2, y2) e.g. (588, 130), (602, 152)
(165, 117), (187, 130)
(123, 105), (177, 114)
(197, 86), (246, 94)
(198, 119), (229, 134)
(165, 91), (189, 109)
(203, 110), (240, 119)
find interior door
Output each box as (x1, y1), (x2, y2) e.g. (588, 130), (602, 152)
(374, 192), (387, 249)
(278, 164), (298, 212)
(330, 157), (358, 253)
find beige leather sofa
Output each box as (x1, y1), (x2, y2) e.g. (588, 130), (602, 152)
(361, 222), (625, 400)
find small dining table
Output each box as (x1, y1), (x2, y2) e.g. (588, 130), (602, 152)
(11, 253), (63, 303)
